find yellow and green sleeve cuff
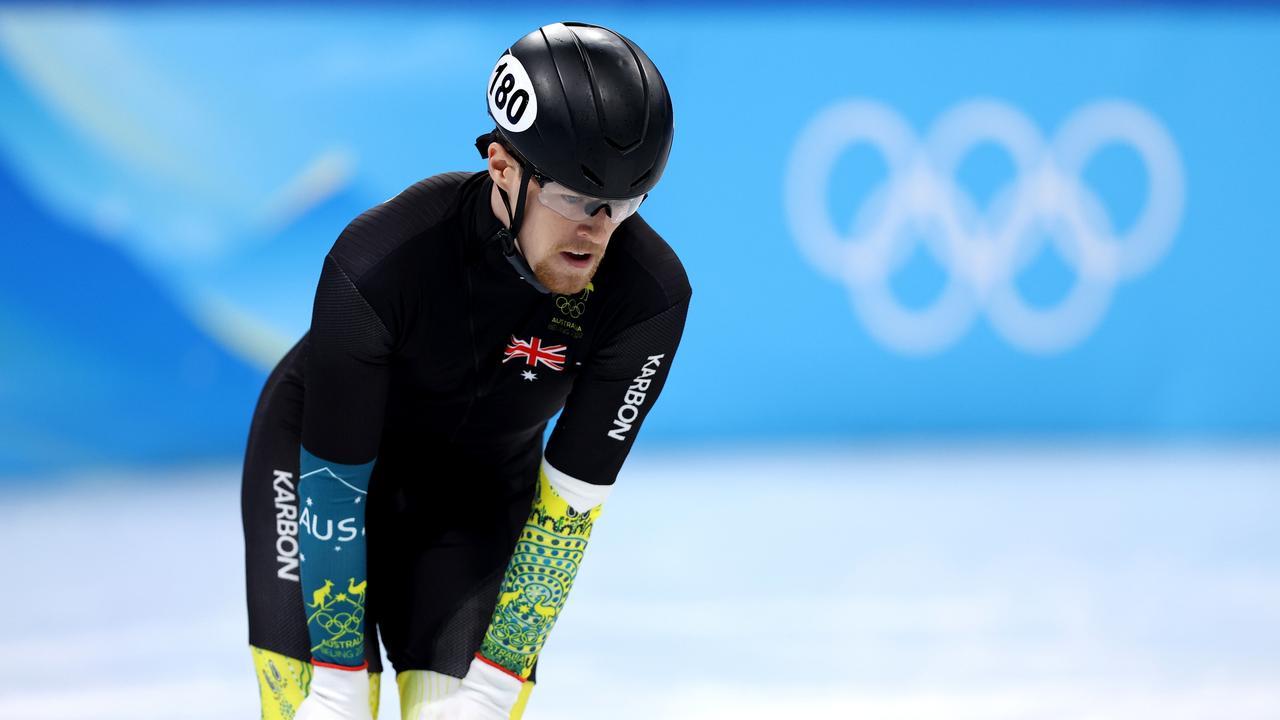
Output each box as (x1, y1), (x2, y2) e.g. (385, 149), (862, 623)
(478, 460), (610, 679)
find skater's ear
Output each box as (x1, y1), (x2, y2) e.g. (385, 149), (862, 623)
(486, 142), (521, 192)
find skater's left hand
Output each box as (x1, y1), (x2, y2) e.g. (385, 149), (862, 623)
(433, 655), (528, 720)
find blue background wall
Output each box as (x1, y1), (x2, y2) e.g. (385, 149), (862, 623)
(2, 6), (1278, 473)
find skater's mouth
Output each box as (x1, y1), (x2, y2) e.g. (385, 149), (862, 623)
(561, 250), (593, 268)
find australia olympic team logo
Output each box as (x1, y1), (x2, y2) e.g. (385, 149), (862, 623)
(785, 99), (1185, 355)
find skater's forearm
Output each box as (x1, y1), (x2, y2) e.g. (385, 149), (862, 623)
(477, 460), (609, 679)
(297, 448), (375, 668)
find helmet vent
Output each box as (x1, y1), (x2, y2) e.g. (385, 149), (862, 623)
(580, 164), (604, 188)
(605, 136), (642, 153)
(629, 168), (653, 189)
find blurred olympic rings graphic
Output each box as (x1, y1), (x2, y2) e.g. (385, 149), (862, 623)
(785, 99), (1185, 355)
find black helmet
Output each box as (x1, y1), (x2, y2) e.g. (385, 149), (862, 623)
(479, 22), (674, 200)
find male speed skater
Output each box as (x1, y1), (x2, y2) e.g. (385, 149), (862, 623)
(240, 21), (689, 720)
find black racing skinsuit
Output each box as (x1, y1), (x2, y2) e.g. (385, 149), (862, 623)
(241, 170), (691, 677)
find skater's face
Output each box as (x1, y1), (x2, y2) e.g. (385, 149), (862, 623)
(487, 143), (622, 295)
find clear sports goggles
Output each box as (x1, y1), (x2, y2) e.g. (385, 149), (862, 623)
(531, 175), (646, 224)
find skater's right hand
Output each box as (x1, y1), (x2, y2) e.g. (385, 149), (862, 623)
(295, 663), (374, 720)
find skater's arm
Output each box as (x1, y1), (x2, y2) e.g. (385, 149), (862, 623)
(448, 294), (690, 718)
(298, 252), (393, 670)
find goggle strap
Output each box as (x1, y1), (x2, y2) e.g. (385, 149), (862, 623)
(511, 168), (532, 239)
(493, 166), (533, 242)
(497, 168), (549, 294)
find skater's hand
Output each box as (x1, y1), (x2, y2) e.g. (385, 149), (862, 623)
(295, 664), (374, 720)
(433, 655), (527, 720)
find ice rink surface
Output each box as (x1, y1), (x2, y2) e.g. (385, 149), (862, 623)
(2, 444), (1278, 719)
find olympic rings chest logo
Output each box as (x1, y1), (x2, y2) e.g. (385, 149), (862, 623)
(785, 99), (1185, 355)
(555, 282), (593, 319)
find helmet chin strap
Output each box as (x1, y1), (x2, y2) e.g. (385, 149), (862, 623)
(495, 168), (550, 295)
